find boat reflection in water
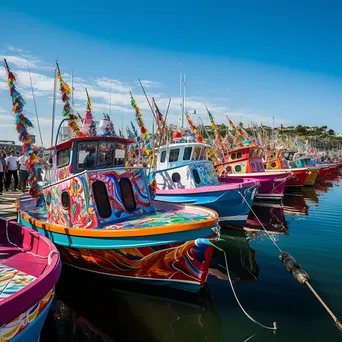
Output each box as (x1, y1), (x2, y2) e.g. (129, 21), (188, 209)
(302, 187), (319, 205)
(40, 267), (221, 342)
(209, 229), (259, 283)
(244, 205), (288, 234)
(282, 192), (309, 216)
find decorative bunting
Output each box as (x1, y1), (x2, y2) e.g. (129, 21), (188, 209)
(206, 107), (225, 161)
(185, 112), (204, 143)
(130, 92), (152, 158)
(82, 88), (97, 136)
(56, 63), (84, 137)
(3, 59), (44, 206)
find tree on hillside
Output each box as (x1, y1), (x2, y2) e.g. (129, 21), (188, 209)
(328, 129), (335, 136)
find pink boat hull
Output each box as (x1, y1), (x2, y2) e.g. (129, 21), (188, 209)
(219, 171), (290, 200)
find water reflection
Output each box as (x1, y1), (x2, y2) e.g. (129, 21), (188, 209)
(209, 229), (259, 283)
(282, 192), (309, 216)
(41, 267), (221, 342)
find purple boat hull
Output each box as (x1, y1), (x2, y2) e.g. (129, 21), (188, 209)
(219, 171), (291, 200)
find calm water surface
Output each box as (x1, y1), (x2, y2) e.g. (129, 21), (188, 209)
(41, 176), (342, 342)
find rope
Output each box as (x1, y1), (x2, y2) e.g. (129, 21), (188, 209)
(237, 188), (342, 333)
(5, 220), (59, 265)
(223, 251), (277, 331)
(237, 190), (283, 253)
(27, 61), (44, 148)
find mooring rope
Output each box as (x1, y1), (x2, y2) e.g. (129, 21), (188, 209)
(223, 251), (277, 331)
(237, 191), (342, 332)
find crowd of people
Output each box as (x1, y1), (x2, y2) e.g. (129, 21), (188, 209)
(0, 148), (32, 195)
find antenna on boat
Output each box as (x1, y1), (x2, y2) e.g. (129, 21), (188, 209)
(27, 60), (44, 148)
(137, 79), (161, 134)
(51, 61), (58, 148)
(109, 83), (112, 115)
(71, 69), (75, 109)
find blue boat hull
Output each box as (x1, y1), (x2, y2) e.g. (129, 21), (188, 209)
(12, 300), (52, 342)
(155, 184), (258, 226)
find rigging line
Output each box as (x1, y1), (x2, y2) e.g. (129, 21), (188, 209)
(237, 190), (282, 253)
(224, 252), (277, 331)
(27, 60), (44, 148)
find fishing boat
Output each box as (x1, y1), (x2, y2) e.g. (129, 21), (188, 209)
(264, 149), (309, 187)
(284, 151), (319, 186)
(0, 218), (61, 342)
(17, 134), (220, 292)
(215, 145), (291, 201)
(153, 137), (258, 227)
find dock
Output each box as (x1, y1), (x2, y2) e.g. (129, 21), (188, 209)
(0, 191), (20, 221)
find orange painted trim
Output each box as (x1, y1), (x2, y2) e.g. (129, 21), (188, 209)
(18, 206), (218, 238)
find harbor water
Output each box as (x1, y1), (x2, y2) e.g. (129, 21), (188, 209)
(41, 176), (342, 342)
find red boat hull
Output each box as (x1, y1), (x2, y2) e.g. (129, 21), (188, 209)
(318, 167), (330, 179)
(285, 169), (308, 187)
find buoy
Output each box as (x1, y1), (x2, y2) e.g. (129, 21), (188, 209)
(172, 131), (182, 140)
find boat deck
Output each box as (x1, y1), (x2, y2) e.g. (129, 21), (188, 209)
(21, 196), (215, 230)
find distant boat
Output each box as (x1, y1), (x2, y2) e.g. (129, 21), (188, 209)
(0, 218), (61, 342)
(153, 137), (258, 227)
(215, 145), (291, 201)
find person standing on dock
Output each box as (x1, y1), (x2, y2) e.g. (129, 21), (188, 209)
(18, 154), (29, 192)
(0, 153), (4, 195)
(5, 150), (18, 191)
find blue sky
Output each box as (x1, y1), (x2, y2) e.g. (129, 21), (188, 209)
(0, 1), (342, 146)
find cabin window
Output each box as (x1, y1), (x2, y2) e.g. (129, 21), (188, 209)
(236, 152), (242, 159)
(250, 162), (257, 172)
(78, 143), (98, 169)
(172, 172), (181, 183)
(192, 147), (201, 160)
(169, 149), (180, 162)
(231, 153), (237, 160)
(192, 169), (201, 184)
(98, 142), (116, 167)
(199, 148), (206, 160)
(57, 148), (70, 168)
(235, 165), (242, 173)
(115, 143), (125, 165)
(225, 165), (232, 174)
(92, 181), (112, 218)
(183, 147), (192, 160)
(160, 151), (166, 163)
(119, 178), (137, 211)
(61, 191), (70, 210)
(271, 161), (277, 168)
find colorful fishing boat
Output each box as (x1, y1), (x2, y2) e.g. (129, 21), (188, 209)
(17, 134), (220, 292)
(284, 151), (319, 186)
(153, 139), (258, 227)
(264, 149), (309, 187)
(0, 218), (61, 342)
(215, 145), (291, 200)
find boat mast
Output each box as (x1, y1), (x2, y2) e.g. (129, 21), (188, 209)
(51, 64), (57, 147)
(180, 73), (183, 129)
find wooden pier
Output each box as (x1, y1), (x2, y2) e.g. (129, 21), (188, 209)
(0, 191), (20, 221)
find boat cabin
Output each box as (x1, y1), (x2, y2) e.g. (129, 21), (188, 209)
(156, 142), (211, 170)
(216, 146), (265, 176)
(284, 151), (311, 169)
(48, 136), (132, 182)
(264, 149), (289, 170)
(40, 136), (155, 229)
(155, 141), (220, 190)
